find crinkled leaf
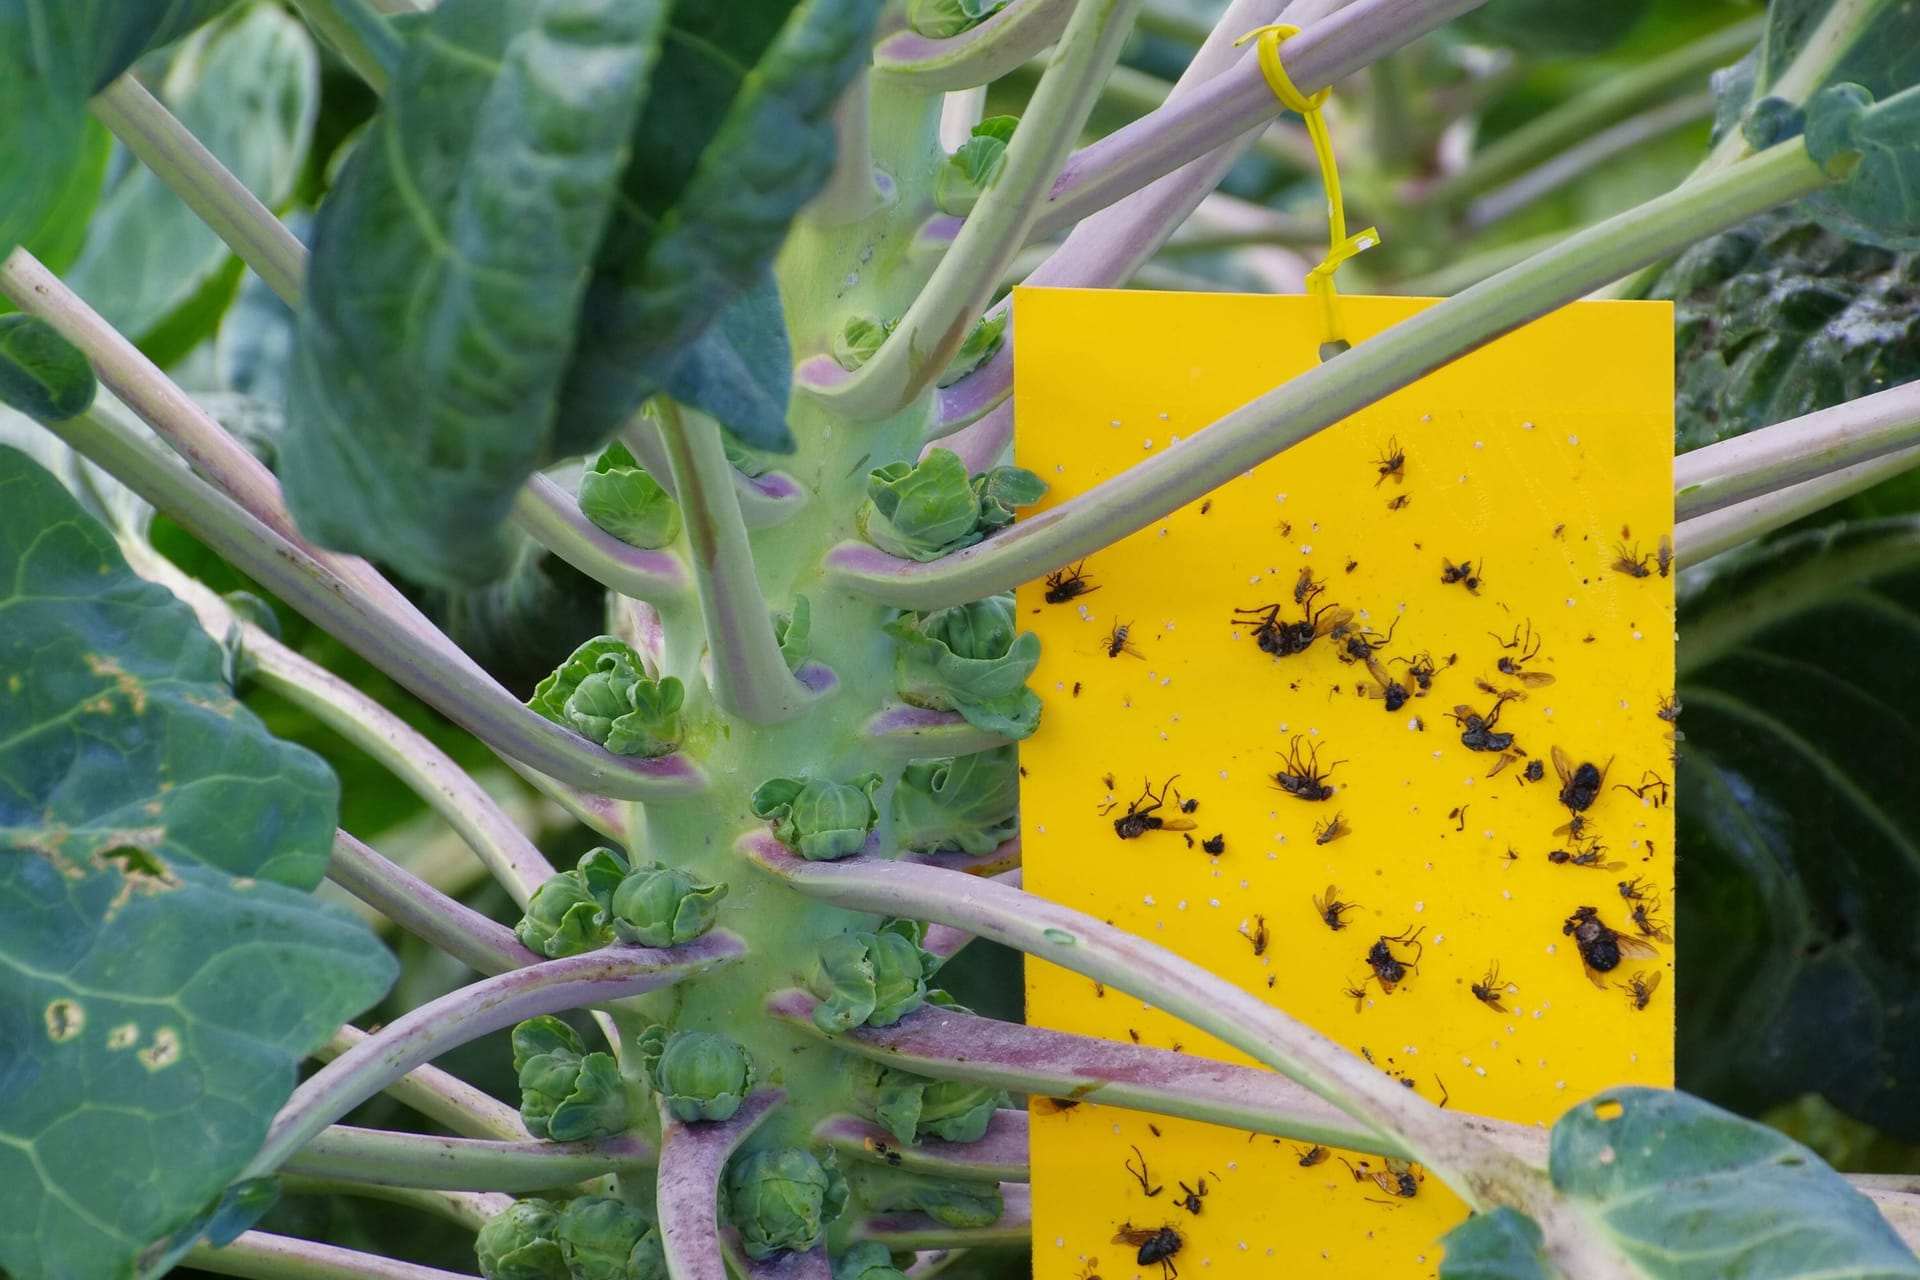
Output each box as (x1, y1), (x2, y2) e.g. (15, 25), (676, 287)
(876, 1176), (1004, 1229)
(1455, 0), (1649, 54)
(812, 931), (937, 1033)
(1549, 1087), (1920, 1276)
(556, 1196), (663, 1280)
(892, 747), (1020, 855)
(862, 448), (983, 561)
(578, 439), (682, 549)
(609, 860), (727, 948)
(939, 311), (1011, 389)
(751, 774), (882, 861)
(885, 598), (1042, 740)
(0, 315), (97, 423)
(529, 635), (646, 722)
(725, 1147), (848, 1260)
(516, 871), (607, 958)
(862, 1064), (1005, 1146)
(661, 269), (795, 450)
(905, 0), (1010, 39)
(934, 118), (1016, 218)
(1438, 1208), (1553, 1280)
(968, 460), (1044, 529)
(833, 313), (895, 372)
(1677, 519), (1920, 1137)
(511, 1016), (628, 1142)
(527, 635), (682, 757)
(0, 448), (393, 1280)
(282, 0), (671, 585)
(1803, 80), (1920, 248)
(776, 595), (813, 673)
(554, 0), (881, 456)
(477, 1198), (569, 1280)
(66, 5), (318, 342)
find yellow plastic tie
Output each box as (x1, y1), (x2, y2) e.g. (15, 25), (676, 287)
(1235, 23), (1380, 352)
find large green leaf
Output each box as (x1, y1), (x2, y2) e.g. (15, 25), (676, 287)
(1676, 519), (1920, 1137)
(1549, 1088), (1920, 1275)
(281, 0), (672, 586)
(1456, 0), (1652, 55)
(660, 269), (795, 451)
(554, 0), (879, 456)
(1438, 1207), (1552, 1280)
(0, 447), (395, 1279)
(65, 4), (318, 345)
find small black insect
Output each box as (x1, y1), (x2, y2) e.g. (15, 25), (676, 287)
(1272, 735), (1341, 802)
(1361, 658), (1413, 712)
(1397, 650), (1451, 693)
(1547, 841), (1624, 872)
(1125, 1145), (1162, 1197)
(1342, 979), (1371, 1011)
(1523, 758), (1546, 783)
(1618, 876), (1651, 901)
(1296, 1144), (1329, 1167)
(1611, 542), (1653, 579)
(1314, 812), (1349, 845)
(1178, 794), (1199, 814)
(1386, 493), (1412, 511)
(1336, 616), (1398, 666)
(1614, 769), (1670, 807)
(1175, 1179), (1208, 1215)
(1233, 584), (1352, 660)
(1294, 565), (1324, 606)
(1345, 556), (1359, 573)
(1374, 437), (1406, 487)
(1342, 1157), (1419, 1199)
(1452, 691), (1519, 753)
(1201, 833), (1225, 855)
(1629, 898), (1673, 944)
(1553, 746), (1609, 816)
(1032, 1096), (1082, 1116)
(1656, 692), (1682, 723)
(1072, 681), (1083, 698)
(1314, 884), (1360, 931)
(1621, 969), (1663, 1010)
(1364, 926), (1423, 994)
(1200, 499), (1213, 515)
(1240, 914), (1268, 956)
(1113, 1225), (1183, 1280)
(1471, 963), (1509, 1012)
(1105, 619), (1144, 659)
(1441, 557), (1483, 594)
(1490, 620), (1555, 687)
(1564, 905), (1659, 988)
(1112, 777), (1196, 841)
(1045, 562), (1100, 604)
(1656, 534), (1673, 577)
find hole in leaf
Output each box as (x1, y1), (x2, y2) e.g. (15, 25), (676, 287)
(1594, 1098), (1624, 1121)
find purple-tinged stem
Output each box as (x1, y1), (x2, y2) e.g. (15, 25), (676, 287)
(815, 1111), (1030, 1182)
(279, 1178), (511, 1230)
(909, 840), (1023, 878)
(41, 406), (706, 800)
(745, 843), (1533, 1209)
(798, 0), (1145, 421)
(251, 935), (743, 1177)
(329, 832), (539, 974)
(872, 0), (1075, 89)
(927, 402), (1012, 472)
(512, 473), (691, 601)
(863, 704), (1016, 759)
(726, 1240), (831, 1280)
(282, 1123), (653, 1192)
(853, 1185), (1031, 1249)
(904, 1250), (964, 1277)
(831, 140), (1828, 611)
(657, 1091), (786, 1280)
(502, 758), (629, 844)
(657, 400), (821, 724)
(920, 921), (977, 966)
(768, 991), (1548, 1165)
(317, 1027), (529, 1142)
(620, 417), (808, 531)
(186, 1231), (484, 1280)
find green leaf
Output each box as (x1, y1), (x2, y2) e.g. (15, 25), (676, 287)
(554, 0), (881, 456)
(65, 5), (318, 344)
(12, 119), (112, 281)
(938, 311), (1010, 389)
(861, 449), (984, 562)
(935, 117), (1017, 218)
(0, 316), (97, 422)
(1455, 0), (1651, 55)
(0, 447), (394, 1280)
(661, 270), (795, 451)
(282, 0), (672, 586)
(1677, 519), (1920, 1137)
(833, 313), (896, 373)
(578, 440), (683, 549)
(1803, 80), (1920, 248)
(874, 1175), (1004, 1228)
(776, 595), (813, 673)
(892, 747), (1020, 856)
(905, 0), (1010, 40)
(1549, 1088), (1920, 1276)
(1438, 1208), (1553, 1280)
(751, 773), (884, 861)
(885, 597), (1043, 740)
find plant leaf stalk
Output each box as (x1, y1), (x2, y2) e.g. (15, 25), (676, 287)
(512, 472), (691, 602)
(280, 1182), (514, 1232)
(316, 1028), (530, 1143)
(188, 1232), (484, 1280)
(872, 0), (1076, 89)
(287, 0), (403, 94)
(852, 1186), (1030, 1249)
(1675, 444), (1920, 570)
(281, 1125), (655, 1193)
(837, 136), (1830, 610)
(656, 1091), (786, 1280)
(800, 0), (1145, 421)
(328, 833), (539, 974)
(619, 416), (809, 531)
(816, 1112), (1030, 1182)
(248, 935), (745, 1179)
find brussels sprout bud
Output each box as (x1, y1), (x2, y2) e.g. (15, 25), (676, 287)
(554, 1195), (665, 1280)
(750, 774), (883, 861)
(725, 1147), (848, 1260)
(811, 927), (938, 1033)
(637, 1027), (756, 1122)
(938, 312), (1012, 390)
(832, 314), (895, 372)
(905, 0), (1010, 38)
(860, 449), (982, 562)
(893, 747), (1020, 856)
(609, 860), (726, 947)
(511, 1016), (630, 1142)
(515, 873), (607, 958)
(475, 1198), (568, 1280)
(968, 461), (1044, 528)
(526, 637), (684, 757)
(774, 595), (812, 673)
(875, 1174), (1006, 1228)
(834, 1241), (910, 1280)
(884, 596), (1042, 740)
(577, 439), (682, 549)
(934, 117), (1016, 218)
(861, 1062), (1008, 1145)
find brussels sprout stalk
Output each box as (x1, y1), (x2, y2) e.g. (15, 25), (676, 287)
(282, 1125), (657, 1193)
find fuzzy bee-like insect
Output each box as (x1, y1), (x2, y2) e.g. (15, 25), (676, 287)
(1044, 561), (1100, 604)
(1112, 1225), (1183, 1280)
(1563, 905), (1660, 988)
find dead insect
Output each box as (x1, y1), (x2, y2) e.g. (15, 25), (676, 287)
(1629, 898), (1673, 944)
(1471, 963), (1510, 1012)
(1296, 1144), (1330, 1167)
(1452, 692), (1519, 753)
(1523, 758), (1546, 783)
(1294, 565), (1324, 605)
(1611, 542), (1653, 579)
(1113, 777), (1196, 840)
(1450, 804), (1470, 832)
(1314, 885), (1361, 931)
(1272, 735), (1341, 802)
(1617, 876), (1652, 901)
(1077, 1258), (1103, 1280)
(1342, 1157), (1420, 1199)
(1177, 793), (1200, 814)
(1553, 522), (1567, 539)
(1364, 926), (1424, 994)
(1563, 905), (1660, 988)
(1361, 658), (1415, 712)
(1233, 585), (1352, 660)
(1386, 493), (1412, 511)
(1125, 1145), (1163, 1197)
(1547, 841), (1624, 872)
(1112, 1225), (1183, 1280)
(1553, 746), (1610, 816)
(1342, 980), (1371, 1012)
(1072, 681), (1083, 698)
(1621, 969), (1664, 1011)
(1397, 650), (1452, 693)
(1314, 812), (1349, 845)
(1344, 556), (1359, 573)
(1657, 534), (1673, 578)
(1240, 914), (1269, 956)
(1336, 617), (1398, 665)
(1175, 1180), (1208, 1215)
(1201, 833), (1225, 855)
(1031, 1096), (1083, 1117)
(1656, 693), (1682, 724)
(1044, 562), (1100, 604)
(1105, 619), (1144, 659)
(1491, 620), (1556, 687)
(1441, 557), (1483, 594)
(1373, 437), (1406, 487)
(1614, 769), (1670, 807)
(1200, 499), (1213, 515)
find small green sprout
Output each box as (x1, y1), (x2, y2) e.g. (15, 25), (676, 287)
(553, 1195), (665, 1280)
(725, 1147), (848, 1260)
(510, 1016), (629, 1142)
(832, 314), (896, 372)
(637, 1026), (756, 1122)
(874, 1174), (1006, 1228)
(775, 595), (812, 672)
(936, 116), (1018, 217)
(811, 921), (939, 1033)
(750, 773), (883, 861)
(609, 860), (727, 948)
(475, 1198), (568, 1280)
(905, 0), (1011, 38)
(893, 746), (1021, 856)
(577, 439), (682, 548)
(527, 636), (684, 758)
(861, 1061), (1009, 1145)
(885, 595), (1043, 739)
(833, 1241), (912, 1280)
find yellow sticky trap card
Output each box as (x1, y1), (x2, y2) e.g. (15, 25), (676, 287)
(1014, 290), (1674, 1277)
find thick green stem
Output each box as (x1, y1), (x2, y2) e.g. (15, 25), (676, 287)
(328, 832), (539, 974)
(287, 0), (403, 94)
(316, 1028), (529, 1142)
(656, 1092), (785, 1280)
(830, 138), (1828, 609)
(188, 1232), (482, 1280)
(853, 1188), (1030, 1249)
(816, 1112), (1030, 1182)
(282, 1125), (653, 1192)
(1675, 446), (1920, 572)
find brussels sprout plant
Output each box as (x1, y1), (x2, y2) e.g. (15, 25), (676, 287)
(5, 1), (1920, 1279)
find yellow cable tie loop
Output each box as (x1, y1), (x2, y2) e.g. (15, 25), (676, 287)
(1235, 23), (1380, 351)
